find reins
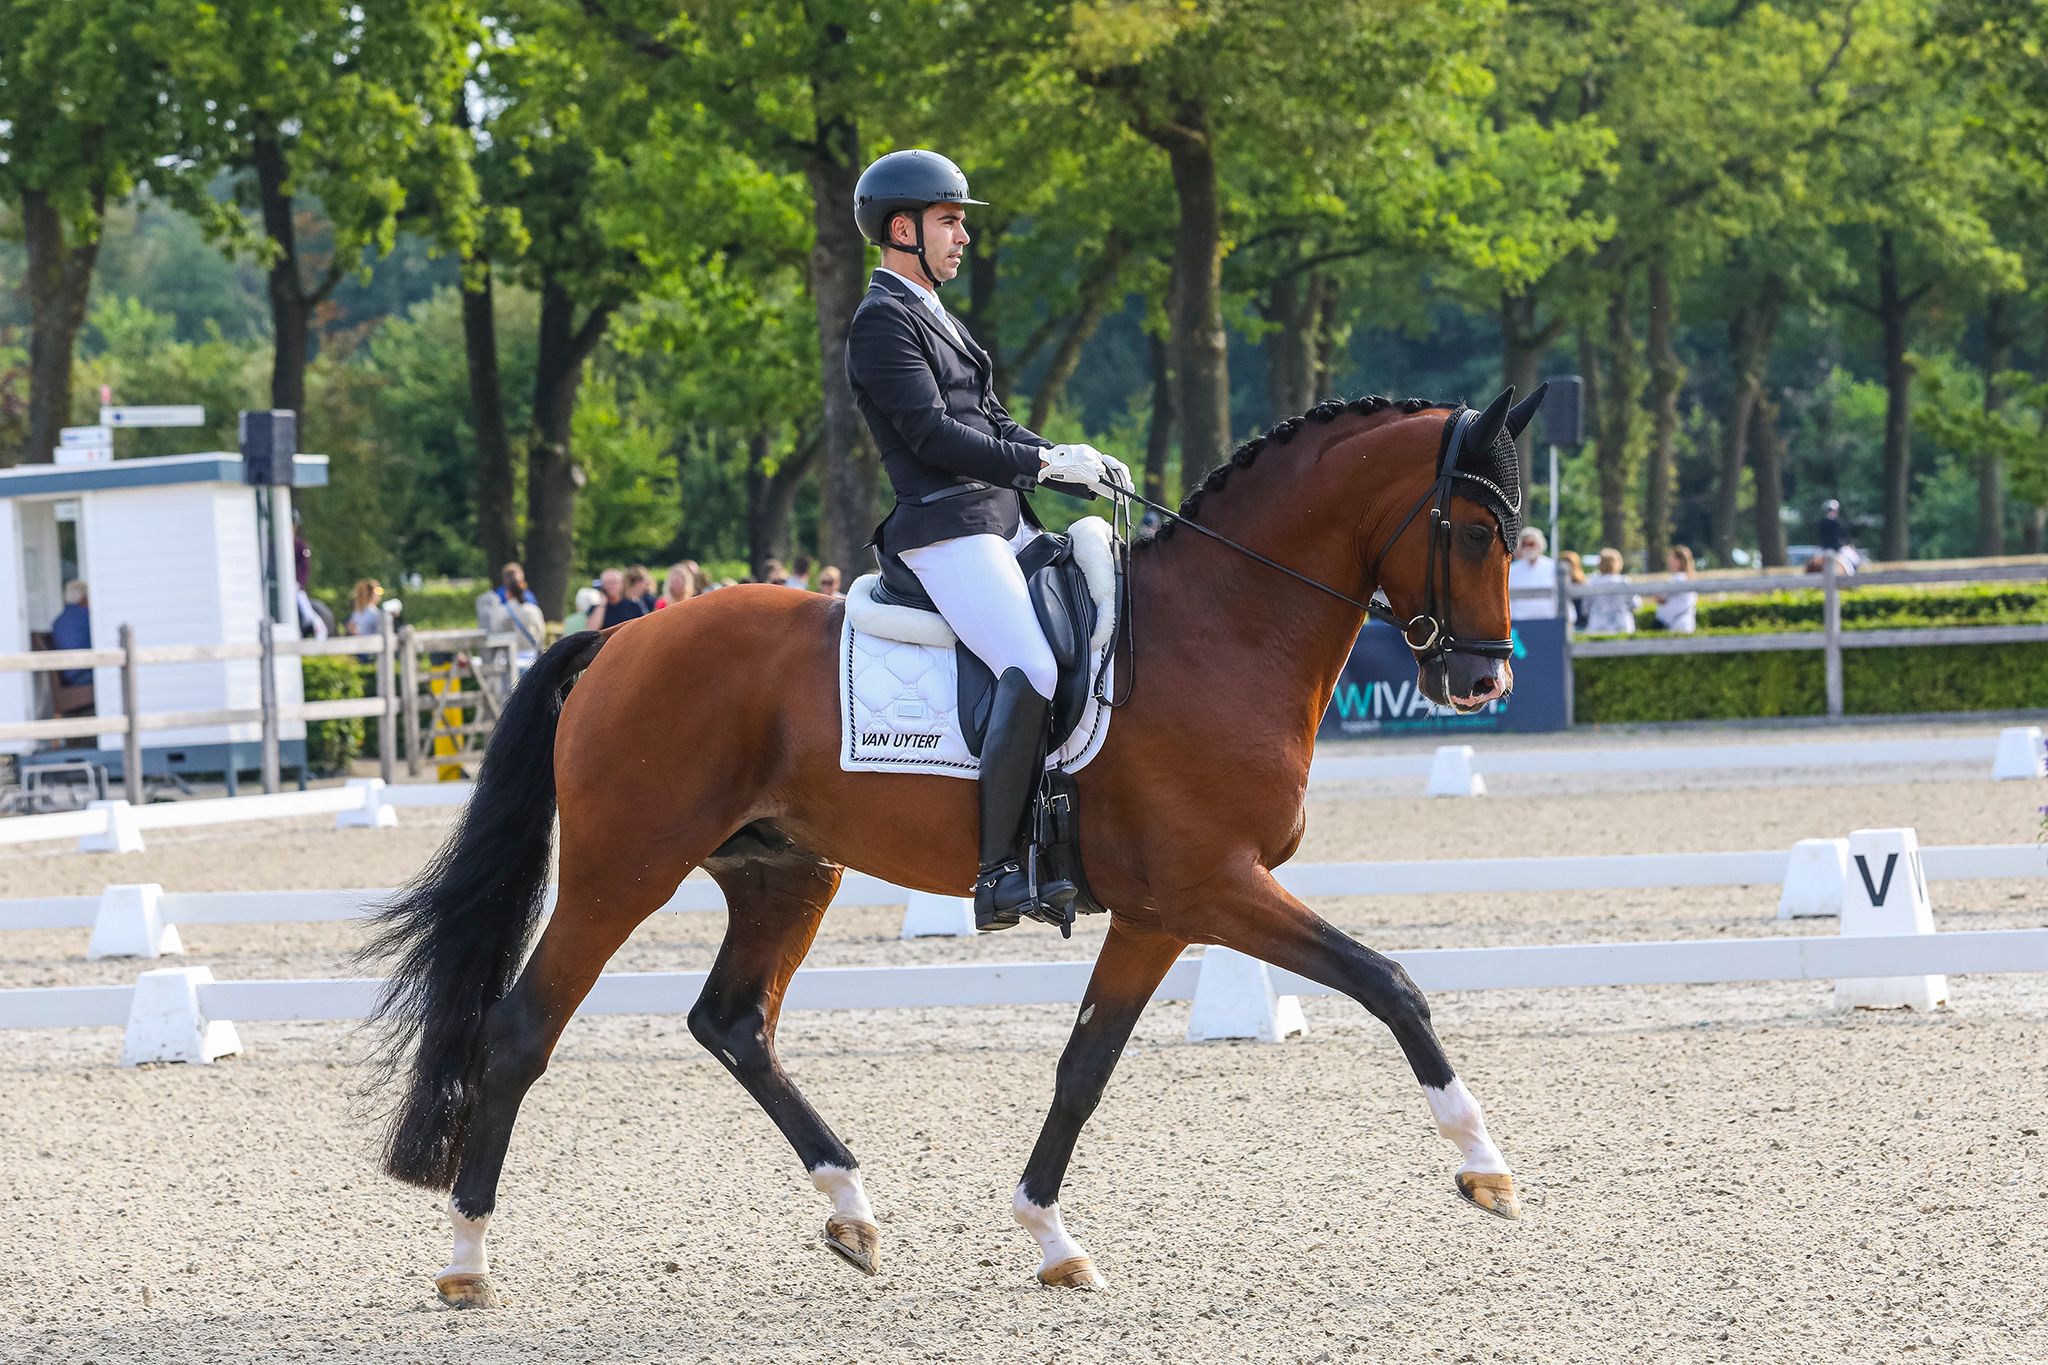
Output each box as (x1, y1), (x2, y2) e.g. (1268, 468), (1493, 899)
(1091, 406), (1513, 710)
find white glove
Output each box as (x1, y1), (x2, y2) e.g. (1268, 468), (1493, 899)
(1038, 443), (1110, 491)
(1098, 452), (1135, 495)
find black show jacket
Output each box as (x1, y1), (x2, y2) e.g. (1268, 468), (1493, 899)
(845, 269), (1052, 553)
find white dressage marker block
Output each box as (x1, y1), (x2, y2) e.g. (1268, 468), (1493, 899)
(77, 799), (145, 854)
(1425, 745), (1486, 797)
(1834, 828), (1947, 1012)
(1778, 838), (1849, 920)
(87, 884), (184, 959)
(121, 967), (240, 1065)
(900, 891), (976, 938)
(336, 778), (400, 829)
(1186, 947), (1306, 1043)
(1991, 726), (2047, 780)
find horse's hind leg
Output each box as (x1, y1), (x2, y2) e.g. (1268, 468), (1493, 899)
(1015, 919), (1187, 1289)
(695, 833), (879, 1273)
(436, 843), (699, 1307)
(1184, 868), (1521, 1220)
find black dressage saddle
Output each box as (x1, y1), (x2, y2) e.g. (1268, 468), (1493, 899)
(870, 531), (1100, 757)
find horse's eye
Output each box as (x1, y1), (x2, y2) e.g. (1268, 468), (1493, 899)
(1461, 523), (1491, 550)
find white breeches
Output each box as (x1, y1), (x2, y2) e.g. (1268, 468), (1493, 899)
(899, 524), (1059, 701)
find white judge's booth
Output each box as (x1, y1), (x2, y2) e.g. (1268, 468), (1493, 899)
(0, 451), (329, 785)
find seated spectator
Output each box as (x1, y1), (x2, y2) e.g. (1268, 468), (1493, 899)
(816, 565), (843, 598)
(564, 586), (604, 634)
(629, 564), (659, 612)
(51, 580), (91, 686)
(594, 568), (647, 629)
(1505, 528), (1558, 620)
(1583, 548), (1639, 635)
(785, 554), (813, 591)
(655, 562), (696, 609)
(760, 557), (787, 587)
(346, 579), (386, 636)
(1558, 550), (1590, 630)
(1651, 545), (1698, 633)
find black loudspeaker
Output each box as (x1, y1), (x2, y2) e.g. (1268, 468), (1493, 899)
(1541, 375), (1584, 447)
(239, 409), (299, 485)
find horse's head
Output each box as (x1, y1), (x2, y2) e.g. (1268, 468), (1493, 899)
(1367, 386), (1546, 713)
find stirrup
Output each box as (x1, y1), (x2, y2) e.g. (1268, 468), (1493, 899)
(974, 856), (1077, 934)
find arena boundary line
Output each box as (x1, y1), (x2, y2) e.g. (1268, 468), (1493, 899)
(2, 843), (2041, 950)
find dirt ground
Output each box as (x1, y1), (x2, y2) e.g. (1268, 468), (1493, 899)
(1, 720), (2044, 1363)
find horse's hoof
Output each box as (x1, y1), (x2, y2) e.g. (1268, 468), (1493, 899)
(1455, 1171), (1523, 1221)
(433, 1271), (502, 1309)
(1037, 1255), (1105, 1290)
(823, 1215), (880, 1275)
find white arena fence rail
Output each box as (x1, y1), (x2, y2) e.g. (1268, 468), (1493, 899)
(5, 927), (2048, 1065)
(2, 838), (2041, 959)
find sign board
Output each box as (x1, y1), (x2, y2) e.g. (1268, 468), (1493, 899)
(53, 444), (113, 465)
(101, 405), (205, 428)
(1319, 616), (1570, 738)
(55, 423), (113, 464)
(60, 425), (113, 446)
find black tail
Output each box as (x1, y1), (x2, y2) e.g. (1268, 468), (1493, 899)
(359, 629), (606, 1188)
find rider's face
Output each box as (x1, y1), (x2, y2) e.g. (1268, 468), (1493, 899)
(893, 204), (970, 283)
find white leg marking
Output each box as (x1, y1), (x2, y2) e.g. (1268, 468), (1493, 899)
(1013, 1184), (1088, 1274)
(1426, 1077), (1510, 1176)
(441, 1197), (491, 1278)
(810, 1164), (876, 1225)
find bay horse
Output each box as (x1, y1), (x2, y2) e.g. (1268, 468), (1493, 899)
(364, 388), (1540, 1307)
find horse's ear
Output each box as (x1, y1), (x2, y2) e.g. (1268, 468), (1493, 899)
(1465, 386), (1514, 461)
(1505, 382), (1548, 440)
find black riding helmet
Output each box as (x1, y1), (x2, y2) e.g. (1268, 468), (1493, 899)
(853, 150), (986, 289)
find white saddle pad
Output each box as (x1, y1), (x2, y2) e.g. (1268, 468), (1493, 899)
(838, 517), (1117, 779)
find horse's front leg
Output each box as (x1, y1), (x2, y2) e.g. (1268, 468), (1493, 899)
(1185, 867), (1521, 1219)
(1016, 919), (1187, 1289)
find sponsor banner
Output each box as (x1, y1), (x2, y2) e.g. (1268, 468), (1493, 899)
(1319, 616), (1569, 738)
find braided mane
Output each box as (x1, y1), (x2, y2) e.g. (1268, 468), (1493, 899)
(1139, 394), (1451, 547)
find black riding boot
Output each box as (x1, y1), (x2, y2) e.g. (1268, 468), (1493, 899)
(973, 668), (1078, 931)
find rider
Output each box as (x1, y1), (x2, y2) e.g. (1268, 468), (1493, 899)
(844, 149), (1128, 932)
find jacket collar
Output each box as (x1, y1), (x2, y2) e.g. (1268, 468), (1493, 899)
(869, 268), (985, 373)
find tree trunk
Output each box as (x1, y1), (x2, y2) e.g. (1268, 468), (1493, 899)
(20, 185), (103, 468)
(806, 113), (874, 575)
(1577, 325), (1601, 548)
(1029, 232), (1126, 431)
(1596, 278), (1636, 554)
(1876, 232), (1914, 562)
(1143, 329), (1175, 507)
(1978, 293), (2012, 557)
(462, 256), (518, 574)
(746, 427), (822, 578)
(1751, 394), (1789, 567)
(1642, 260), (1682, 568)
(251, 130), (341, 419)
(522, 277), (614, 619)
(1150, 102), (1230, 491)
(1501, 288), (1565, 489)
(1310, 273), (1341, 397)
(1264, 270), (1311, 419)
(1718, 288), (1782, 564)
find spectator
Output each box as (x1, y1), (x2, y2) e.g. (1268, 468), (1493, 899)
(594, 568), (646, 629)
(629, 564), (659, 612)
(816, 565), (843, 598)
(1583, 548), (1639, 635)
(785, 554), (813, 591)
(1505, 528), (1558, 620)
(477, 562), (546, 663)
(1817, 499), (1844, 553)
(1558, 550), (1591, 631)
(678, 559), (705, 596)
(655, 562), (696, 610)
(1651, 545), (1698, 633)
(564, 586), (604, 634)
(51, 580), (91, 686)
(760, 557), (787, 587)
(346, 579), (385, 636)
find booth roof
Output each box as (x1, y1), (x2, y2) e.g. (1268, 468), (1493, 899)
(0, 452), (329, 499)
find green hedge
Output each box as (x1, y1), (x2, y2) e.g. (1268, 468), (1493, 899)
(302, 655), (372, 774)
(1628, 583), (2048, 634)
(1575, 641), (2048, 723)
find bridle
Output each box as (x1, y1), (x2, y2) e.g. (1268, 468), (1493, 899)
(1098, 406), (1515, 703)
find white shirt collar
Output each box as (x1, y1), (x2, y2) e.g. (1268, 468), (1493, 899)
(876, 267), (961, 342)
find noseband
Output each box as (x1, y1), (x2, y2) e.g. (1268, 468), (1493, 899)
(1363, 407), (1516, 669)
